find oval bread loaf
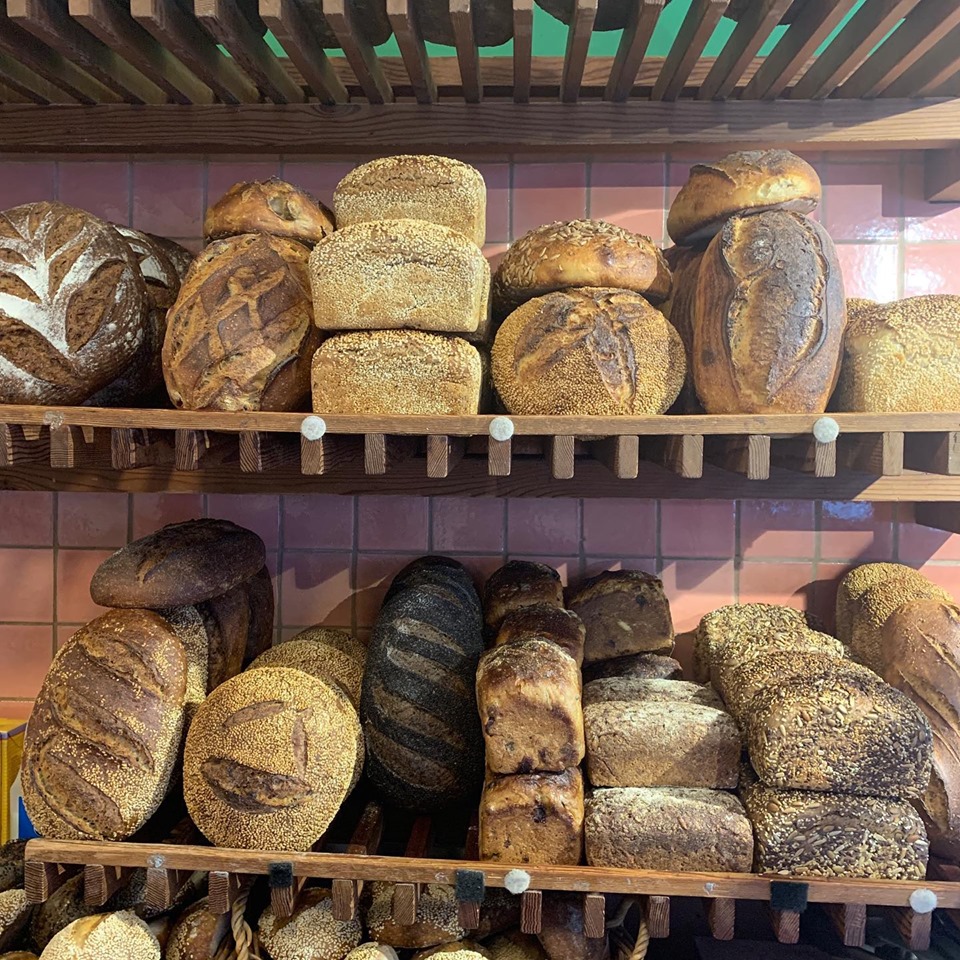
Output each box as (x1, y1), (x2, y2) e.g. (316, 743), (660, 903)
(258, 889), (362, 960)
(385, 557), (482, 621)
(535, 0), (634, 29)
(38, 911), (160, 960)
(164, 898), (229, 960)
(835, 562), (909, 646)
(494, 605), (586, 667)
(249, 637), (364, 706)
(582, 653), (682, 683)
(660, 245), (705, 413)
(287, 625), (368, 668)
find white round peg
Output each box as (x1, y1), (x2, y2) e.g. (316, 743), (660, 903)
(503, 869), (531, 894)
(300, 415), (327, 441)
(909, 888), (938, 914)
(813, 416), (839, 444)
(489, 416), (515, 442)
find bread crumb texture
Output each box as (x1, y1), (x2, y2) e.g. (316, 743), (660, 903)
(40, 911), (160, 960)
(259, 889), (362, 960)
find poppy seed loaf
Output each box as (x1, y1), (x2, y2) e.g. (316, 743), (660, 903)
(483, 562), (563, 636)
(385, 556), (482, 622)
(493, 605), (586, 668)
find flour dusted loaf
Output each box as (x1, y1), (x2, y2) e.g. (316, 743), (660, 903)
(477, 638), (584, 775)
(668, 150), (821, 246)
(312, 331), (482, 415)
(740, 773), (928, 879)
(585, 787), (753, 872)
(165, 898), (229, 960)
(333, 157), (486, 247)
(582, 677), (722, 710)
(0, 201), (149, 405)
(258, 889), (362, 960)
(479, 767), (584, 865)
(582, 653), (682, 683)
(183, 667), (361, 849)
(204, 178), (335, 246)
(568, 570), (674, 664)
(249, 636), (364, 706)
(39, 912), (160, 960)
(23, 610), (186, 840)
(492, 288), (685, 416)
(492, 220), (672, 318)
(483, 562), (564, 635)
(493, 605), (586, 668)
(163, 233), (319, 411)
(310, 220), (489, 333)
(694, 210), (845, 414)
(364, 883), (463, 949)
(835, 562), (909, 645)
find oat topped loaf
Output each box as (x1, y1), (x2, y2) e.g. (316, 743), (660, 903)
(333, 156), (487, 247)
(483, 561), (564, 635)
(835, 562), (911, 646)
(345, 945), (400, 960)
(258, 888), (363, 960)
(40, 911), (161, 960)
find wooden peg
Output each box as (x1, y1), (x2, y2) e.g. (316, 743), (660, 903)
(174, 428), (204, 470)
(208, 871), (245, 915)
(332, 879), (359, 921)
(458, 900), (481, 930)
(648, 434), (703, 478)
(393, 882), (420, 925)
(840, 431), (904, 476)
(520, 890), (542, 934)
(239, 430), (292, 472)
(332, 801), (385, 921)
(644, 895), (670, 938)
(771, 436), (837, 478)
(145, 865), (193, 912)
(25, 861), (79, 904)
(707, 434), (771, 479)
(427, 435), (466, 478)
(705, 897), (735, 940)
(270, 873), (307, 919)
(550, 435), (576, 479)
(488, 437), (512, 476)
(593, 435), (639, 479)
(0, 422), (47, 466)
(84, 864), (133, 906)
(823, 902), (866, 947)
(905, 431), (960, 475)
(49, 423), (89, 469)
(583, 893), (606, 939)
(890, 906), (932, 951)
(770, 908), (801, 944)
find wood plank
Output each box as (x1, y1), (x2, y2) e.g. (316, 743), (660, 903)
(653, 0), (726, 101)
(823, 902), (866, 947)
(364, 434), (388, 475)
(332, 879), (359, 920)
(427, 435), (466, 478)
(890, 907), (931, 951)
(194, 0), (303, 103)
(770, 436), (836, 478)
(393, 882), (420, 924)
(744, 0), (860, 100)
(705, 898), (735, 940)
(791, 0), (922, 99)
(131, 0), (258, 103)
(584, 893), (606, 939)
(450, 0), (481, 103)
(0, 47), (75, 102)
(512, 0), (533, 102)
(605, 0), (663, 101)
(915, 502), (960, 534)
(459, 899), (481, 930)
(770, 908), (801, 944)
(905, 432), (960, 474)
(550, 436), (576, 480)
(388, 0), (435, 103)
(644, 895), (670, 937)
(0, 422), (48, 467)
(259, 0), (348, 103)
(560, 0), (597, 103)
(332, 801), (384, 921)
(145, 866), (193, 912)
(648, 434), (704, 478)
(883, 21), (960, 98)
(270, 871), (306, 918)
(839, 432), (904, 476)
(24, 861), (80, 903)
(488, 437), (512, 477)
(708, 435), (771, 480)
(84, 864), (133, 906)
(110, 427), (169, 470)
(325, 0), (394, 104)
(239, 431), (293, 472)
(208, 870), (244, 915)
(520, 890), (542, 934)
(301, 434), (358, 475)
(592, 435), (639, 479)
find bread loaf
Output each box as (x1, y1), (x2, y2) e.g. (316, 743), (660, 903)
(163, 233), (320, 411)
(492, 288), (685, 416)
(285, 0), (390, 47)
(493, 605), (585, 668)
(535, 0), (634, 29)
(582, 677), (722, 710)
(249, 637), (364, 706)
(0, 891), (29, 953)
(415, 0), (512, 45)
(363, 883), (463, 949)
(740, 773), (928, 879)
(694, 211), (845, 414)
(661, 245), (705, 413)
(23, 610), (186, 840)
(287, 625), (367, 669)
(0, 201), (149, 405)
(346, 946), (400, 960)
(156, 605), (207, 711)
(0, 952), (35, 959)
(491, 220), (671, 318)
(585, 787), (753, 871)
(184, 667), (361, 849)
(384, 556), (482, 621)
(477, 638), (584, 775)
(259, 889), (362, 960)
(309, 220), (489, 333)
(483, 562), (563, 635)
(312, 331), (482, 415)
(90, 518), (265, 609)
(582, 653), (681, 683)
(835, 562), (909, 645)
(413, 945), (488, 960)
(333, 157), (486, 247)
(0, 842), (23, 896)
(165, 898), (229, 960)
(568, 570), (674, 664)
(479, 767), (584, 865)
(39, 912), (160, 960)
(485, 933), (545, 960)
(537, 894), (606, 960)
(744, 666), (932, 797)
(204, 179), (335, 246)
(668, 151), (821, 245)
(196, 583), (249, 691)
(244, 565), (275, 664)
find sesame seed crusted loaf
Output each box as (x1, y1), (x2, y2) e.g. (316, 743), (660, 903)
(363, 883), (464, 949)
(493, 605), (586, 668)
(834, 562), (909, 646)
(491, 220), (672, 319)
(309, 219), (489, 333)
(259, 888), (362, 960)
(287, 625), (368, 669)
(485, 932), (546, 960)
(483, 562), (564, 636)
(585, 787), (753, 872)
(739, 770), (928, 879)
(183, 667), (361, 849)
(248, 637), (364, 706)
(312, 331), (483, 416)
(744, 664), (932, 798)
(22, 610), (187, 841)
(414, 943), (490, 960)
(568, 570), (675, 664)
(90, 518), (266, 609)
(0, 890), (30, 953)
(346, 944), (399, 960)
(333, 157), (487, 247)
(537, 893), (606, 960)
(582, 677), (723, 710)
(492, 288), (686, 417)
(40, 911), (160, 960)
(581, 653), (682, 683)
(164, 898), (229, 960)
(0, 953), (36, 959)
(156, 605), (208, 713)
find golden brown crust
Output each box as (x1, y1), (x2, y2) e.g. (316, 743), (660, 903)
(661, 245), (705, 413)
(258, 888), (362, 960)
(492, 288), (686, 416)
(249, 637), (364, 707)
(668, 150), (821, 245)
(364, 883), (463, 949)
(835, 562), (913, 646)
(40, 912), (160, 960)
(165, 898), (229, 960)
(494, 605), (585, 668)
(483, 562), (564, 635)
(693, 210), (846, 414)
(582, 677), (722, 710)
(537, 893), (606, 960)
(492, 220), (672, 318)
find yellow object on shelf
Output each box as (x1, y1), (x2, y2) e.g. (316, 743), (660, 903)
(0, 719), (27, 843)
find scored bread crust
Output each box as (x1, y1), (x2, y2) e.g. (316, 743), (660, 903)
(661, 245), (705, 413)
(259, 889), (362, 960)
(288, 625), (368, 668)
(492, 220), (672, 317)
(667, 150), (821, 245)
(493, 605), (586, 668)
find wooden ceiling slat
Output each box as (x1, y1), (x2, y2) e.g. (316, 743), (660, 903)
(697, 0), (789, 101)
(8, 0), (166, 103)
(325, 0), (394, 104)
(69, 0), (212, 105)
(560, 0), (597, 103)
(0, 38), (77, 101)
(512, 0), (533, 103)
(604, 0), (664, 102)
(652, 0), (727, 102)
(881, 21), (960, 98)
(450, 0), (482, 104)
(791, 0), (921, 100)
(259, 0), (348, 104)
(838, 0), (960, 99)
(742, 0), (858, 100)
(193, 0), (302, 103)
(388, 0), (436, 103)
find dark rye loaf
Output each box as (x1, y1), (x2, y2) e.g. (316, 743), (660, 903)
(383, 556), (482, 625)
(361, 570), (484, 812)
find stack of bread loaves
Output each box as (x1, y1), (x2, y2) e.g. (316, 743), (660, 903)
(309, 156), (489, 416)
(700, 601), (933, 878)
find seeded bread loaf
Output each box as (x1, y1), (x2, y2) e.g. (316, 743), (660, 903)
(479, 767), (584, 865)
(582, 677), (722, 710)
(835, 562), (909, 645)
(0, 953), (35, 959)
(39, 912), (160, 960)
(413, 944), (488, 960)
(585, 787), (753, 872)
(486, 933), (545, 960)
(259, 889), (362, 960)
(287, 625), (368, 669)
(184, 667), (361, 849)
(0, 891), (29, 953)
(568, 570), (674, 664)
(244, 565), (275, 664)
(493, 605), (586, 668)
(483, 562), (564, 635)
(249, 636), (364, 706)
(346, 946), (399, 960)
(165, 898), (229, 960)
(477, 639), (584, 775)
(312, 331), (482, 415)
(333, 157), (486, 247)
(309, 220), (489, 333)
(384, 556), (482, 620)
(0, 842), (23, 896)
(156, 605), (208, 712)
(740, 772), (928, 879)
(364, 883), (463, 949)
(582, 653), (682, 683)
(23, 610), (187, 840)
(537, 894), (606, 960)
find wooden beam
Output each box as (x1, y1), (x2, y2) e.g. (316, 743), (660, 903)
(388, 0), (436, 103)
(0, 47), (75, 102)
(560, 0), (597, 103)
(325, 0), (394, 103)
(925, 145), (960, 201)
(512, 0), (532, 102)
(883, 21), (960, 98)
(450, 0), (481, 103)
(604, 0), (663, 101)
(705, 898), (736, 940)
(652, 0), (727, 102)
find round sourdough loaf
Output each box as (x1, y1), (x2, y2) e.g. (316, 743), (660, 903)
(483, 561), (563, 635)
(90, 518), (265, 609)
(163, 899), (228, 960)
(156, 605), (208, 712)
(288, 625), (367, 668)
(39, 912), (160, 960)
(835, 562), (912, 646)
(492, 220), (672, 317)
(22, 610), (187, 840)
(204, 179), (335, 246)
(259, 889), (362, 960)
(693, 210), (845, 414)
(184, 667), (361, 849)
(0, 201), (148, 405)
(346, 945), (399, 960)
(249, 637), (364, 706)
(493, 288), (685, 416)
(847, 296), (876, 318)
(163, 233), (320, 411)
(334, 157), (486, 247)
(668, 150), (821, 245)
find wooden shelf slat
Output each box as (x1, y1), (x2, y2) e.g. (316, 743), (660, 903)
(560, 0), (597, 103)
(770, 908), (801, 944)
(705, 897), (735, 940)
(905, 432), (960, 475)
(0, 46), (75, 102)
(84, 863), (133, 906)
(890, 906), (932, 951)
(426, 435), (465, 478)
(520, 890), (543, 933)
(708, 435), (771, 480)
(145, 866), (193, 912)
(388, 0), (436, 104)
(550, 435), (576, 480)
(644, 895), (670, 937)
(593, 435), (639, 479)
(823, 902), (866, 947)
(488, 437), (512, 476)
(882, 21), (960, 98)
(450, 0), (481, 103)
(604, 0), (664, 101)
(325, 0), (394, 104)
(652, 0), (727, 102)
(512, 0), (533, 102)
